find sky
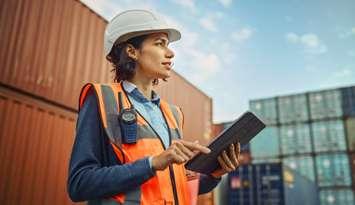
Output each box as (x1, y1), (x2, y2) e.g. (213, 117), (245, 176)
(80, 0), (355, 123)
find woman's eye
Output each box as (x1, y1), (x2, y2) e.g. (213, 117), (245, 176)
(156, 42), (164, 46)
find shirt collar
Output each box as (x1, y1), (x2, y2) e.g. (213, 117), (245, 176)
(122, 80), (161, 105)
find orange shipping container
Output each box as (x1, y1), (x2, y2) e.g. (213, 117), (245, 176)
(0, 86), (83, 205)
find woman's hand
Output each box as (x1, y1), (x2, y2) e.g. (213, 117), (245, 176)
(210, 142), (241, 178)
(152, 140), (211, 171)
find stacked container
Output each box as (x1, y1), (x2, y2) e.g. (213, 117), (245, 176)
(248, 85), (355, 205)
(227, 163), (319, 205)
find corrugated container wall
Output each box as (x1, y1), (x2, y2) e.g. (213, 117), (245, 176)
(283, 155), (316, 182)
(250, 126), (280, 159)
(319, 188), (354, 205)
(351, 153), (355, 189)
(0, 0), (112, 109)
(341, 86), (355, 117)
(309, 89), (343, 120)
(278, 94), (309, 124)
(0, 87), (83, 205)
(346, 118), (355, 152)
(280, 123), (312, 155)
(315, 153), (352, 187)
(312, 120), (347, 153)
(227, 163), (319, 205)
(249, 98), (278, 125)
(0, 0), (213, 145)
(156, 74), (213, 145)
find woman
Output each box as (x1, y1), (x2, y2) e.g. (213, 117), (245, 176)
(68, 9), (241, 205)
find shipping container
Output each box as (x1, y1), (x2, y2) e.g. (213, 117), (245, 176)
(345, 117), (355, 152)
(0, 0), (112, 109)
(280, 123), (312, 155)
(309, 89), (343, 120)
(282, 155), (316, 181)
(278, 94), (309, 124)
(319, 188), (354, 205)
(250, 126), (280, 159)
(351, 153), (355, 189)
(341, 86), (355, 117)
(0, 87), (82, 205)
(156, 72), (213, 145)
(227, 163), (319, 205)
(315, 153), (352, 187)
(0, 0), (213, 147)
(249, 98), (278, 125)
(312, 120), (347, 152)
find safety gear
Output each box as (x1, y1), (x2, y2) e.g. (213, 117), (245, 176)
(104, 9), (181, 56)
(79, 83), (189, 205)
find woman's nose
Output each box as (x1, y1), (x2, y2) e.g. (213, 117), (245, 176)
(166, 47), (175, 59)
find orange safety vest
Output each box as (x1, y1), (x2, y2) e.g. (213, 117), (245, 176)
(79, 82), (191, 205)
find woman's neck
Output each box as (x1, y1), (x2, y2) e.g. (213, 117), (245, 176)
(129, 75), (154, 100)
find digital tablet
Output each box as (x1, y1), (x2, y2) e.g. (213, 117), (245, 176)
(184, 111), (265, 174)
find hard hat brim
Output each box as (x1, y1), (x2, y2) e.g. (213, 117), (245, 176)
(105, 28), (181, 56)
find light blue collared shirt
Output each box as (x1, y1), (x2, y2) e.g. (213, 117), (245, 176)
(122, 81), (170, 148)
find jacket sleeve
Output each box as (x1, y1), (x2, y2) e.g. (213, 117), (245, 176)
(67, 92), (155, 202)
(198, 174), (221, 194)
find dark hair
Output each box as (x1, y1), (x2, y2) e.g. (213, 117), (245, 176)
(106, 35), (148, 83)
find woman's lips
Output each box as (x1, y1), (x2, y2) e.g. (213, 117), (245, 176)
(162, 62), (172, 70)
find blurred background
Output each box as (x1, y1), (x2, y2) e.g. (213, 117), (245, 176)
(0, 0), (354, 204)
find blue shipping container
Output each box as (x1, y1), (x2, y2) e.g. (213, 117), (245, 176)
(228, 163), (319, 205)
(341, 86), (355, 117)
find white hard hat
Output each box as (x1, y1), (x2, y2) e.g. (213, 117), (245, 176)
(104, 9), (181, 56)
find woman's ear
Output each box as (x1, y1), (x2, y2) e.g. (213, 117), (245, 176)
(125, 44), (138, 60)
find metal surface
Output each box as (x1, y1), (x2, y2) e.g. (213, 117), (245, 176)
(351, 153), (355, 190)
(312, 120), (347, 153)
(278, 94), (309, 124)
(309, 89), (343, 120)
(0, 0), (112, 110)
(156, 72), (213, 145)
(0, 86), (82, 205)
(227, 163), (319, 205)
(319, 188), (354, 205)
(283, 155), (316, 182)
(346, 118), (355, 152)
(280, 123), (312, 155)
(250, 126), (280, 159)
(341, 86), (355, 117)
(249, 98), (278, 125)
(315, 153), (352, 187)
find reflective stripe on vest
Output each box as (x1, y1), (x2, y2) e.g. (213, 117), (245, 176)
(79, 83), (190, 205)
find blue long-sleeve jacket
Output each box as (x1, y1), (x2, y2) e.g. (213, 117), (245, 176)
(67, 92), (220, 202)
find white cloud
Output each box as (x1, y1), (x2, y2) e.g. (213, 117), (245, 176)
(286, 32), (327, 54)
(80, 0), (160, 20)
(198, 13), (224, 32)
(232, 27), (254, 42)
(199, 18), (218, 32)
(286, 33), (299, 43)
(217, 0), (233, 7)
(171, 0), (196, 12)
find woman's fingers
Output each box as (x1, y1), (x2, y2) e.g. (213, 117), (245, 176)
(180, 140), (211, 154)
(175, 141), (195, 159)
(222, 150), (236, 170)
(229, 144), (239, 168)
(217, 155), (233, 172)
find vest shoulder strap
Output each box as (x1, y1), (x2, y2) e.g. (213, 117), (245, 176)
(79, 83), (122, 146)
